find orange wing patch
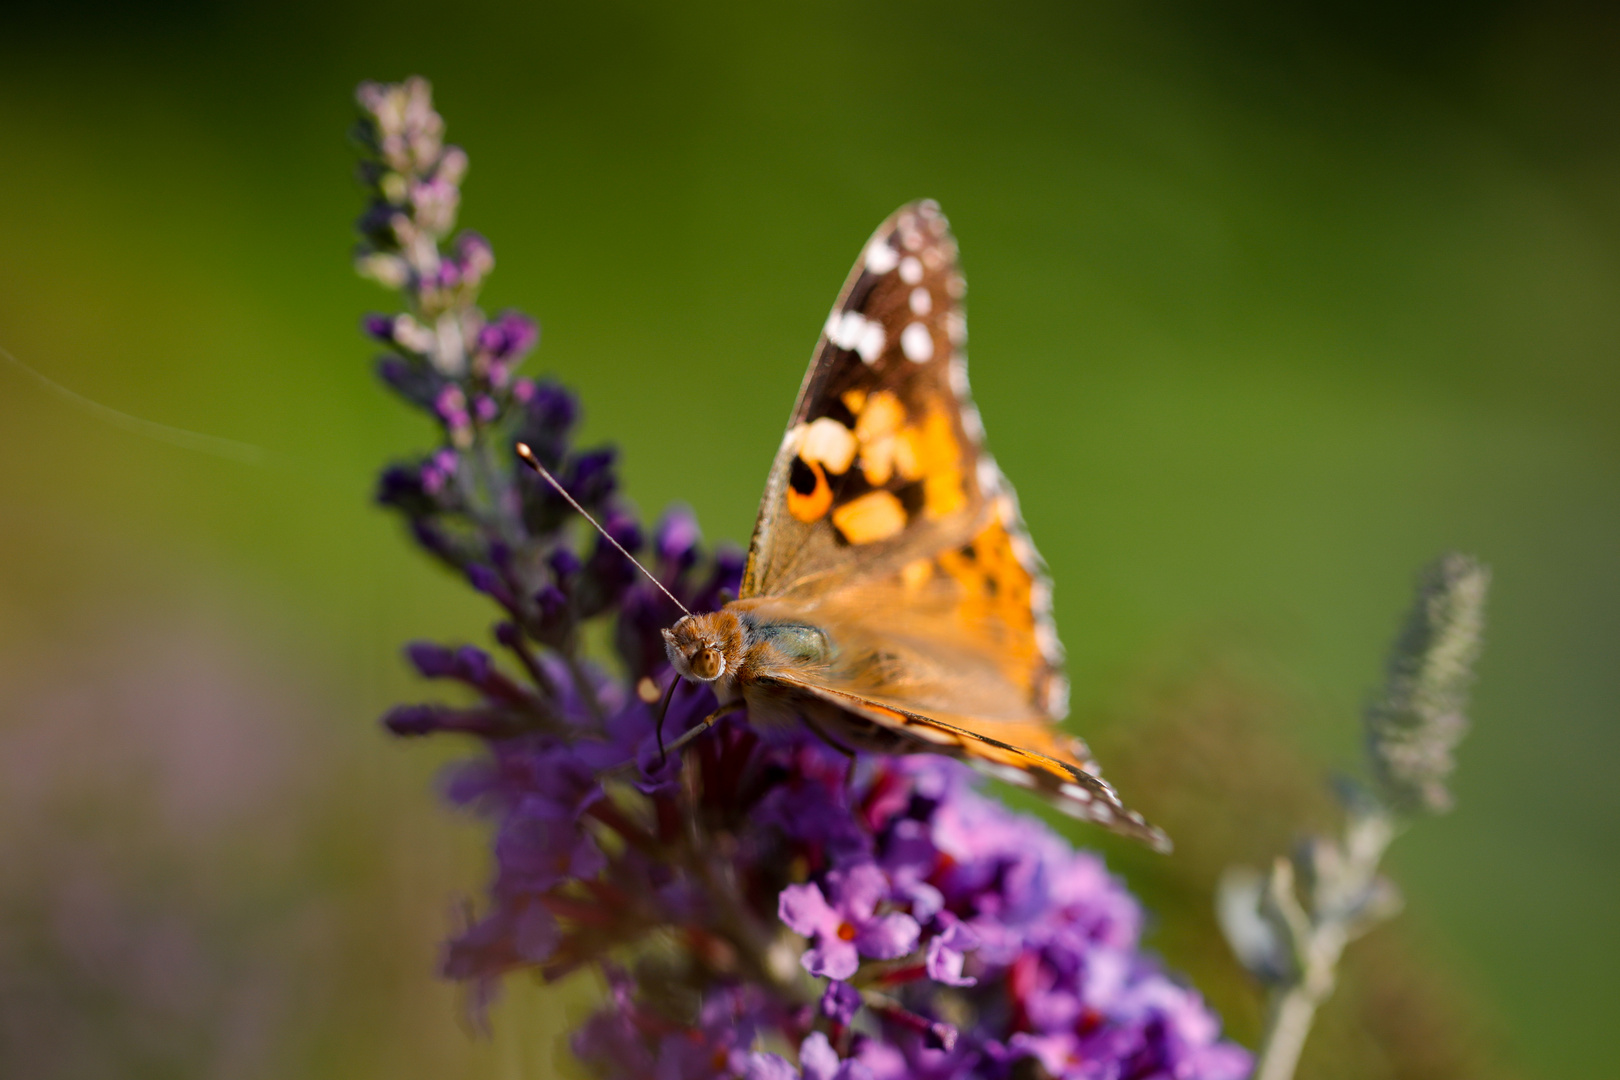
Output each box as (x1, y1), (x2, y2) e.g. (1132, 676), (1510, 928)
(852, 390), (912, 486)
(831, 490), (907, 545)
(914, 408), (966, 519)
(891, 491), (1066, 720)
(786, 458), (832, 522)
(780, 391), (969, 544)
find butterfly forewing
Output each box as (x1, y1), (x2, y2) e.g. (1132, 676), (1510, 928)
(735, 201), (1166, 850)
(743, 202), (977, 593)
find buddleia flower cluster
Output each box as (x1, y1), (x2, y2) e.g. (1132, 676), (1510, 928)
(354, 77), (1250, 1080)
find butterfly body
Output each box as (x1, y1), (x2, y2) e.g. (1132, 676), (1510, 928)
(658, 201), (1168, 851)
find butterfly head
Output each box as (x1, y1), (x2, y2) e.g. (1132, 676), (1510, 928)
(662, 612), (738, 683)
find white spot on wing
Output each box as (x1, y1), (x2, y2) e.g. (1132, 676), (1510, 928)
(948, 355), (970, 398)
(946, 312), (967, 345)
(909, 287), (932, 315)
(960, 403), (985, 442)
(995, 488), (1024, 524)
(1034, 619), (1062, 662)
(1008, 530), (1036, 568)
(1046, 674), (1071, 717)
(801, 417), (858, 473)
(898, 214), (923, 250)
(865, 239), (899, 275)
(1059, 782), (1093, 803)
(976, 456), (1002, 497)
(828, 310), (868, 351)
(783, 423), (807, 453)
(899, 256), (924, 285)
(900, 323), (934, 363)
(856, 320), (886, 364)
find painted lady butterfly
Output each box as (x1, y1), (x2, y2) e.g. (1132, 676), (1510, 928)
(524, 201), (1167, 850)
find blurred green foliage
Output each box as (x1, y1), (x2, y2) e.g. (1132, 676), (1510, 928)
(1, 2), (1615, 1076)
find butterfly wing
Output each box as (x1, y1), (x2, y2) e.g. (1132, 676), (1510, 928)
(739, 201), (1164, 848)
(743, 200), (1067, 721)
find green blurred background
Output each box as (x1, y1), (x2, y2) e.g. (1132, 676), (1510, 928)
(1, 1), (1615, 1077)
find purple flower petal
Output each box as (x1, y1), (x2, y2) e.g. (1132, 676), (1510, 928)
(744, 1053), (799, 1080)
(831, 863), (889, 923)
(801, 937), (860, 980)
(855, 912), (919, 961)
(511, 903), (559, 962)
(799, 1032), (839, 1080)
(779, 882), (840, 939)
(925, 922), (979, 987)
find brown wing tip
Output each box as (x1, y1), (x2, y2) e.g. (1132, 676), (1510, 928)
(1066, 792), (1174, 854)
(1044, 767), (1173, 853)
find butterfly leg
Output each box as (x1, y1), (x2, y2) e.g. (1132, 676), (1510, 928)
(658, 700), (746, 763)
(597, 700), (746, 782)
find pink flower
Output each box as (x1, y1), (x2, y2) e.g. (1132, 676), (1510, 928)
(778, 864), (920, 979)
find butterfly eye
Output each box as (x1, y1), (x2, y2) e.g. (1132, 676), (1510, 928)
(688, 645), (725, 681)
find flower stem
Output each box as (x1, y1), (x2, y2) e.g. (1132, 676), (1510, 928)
(1252, 985), (1319, 1080)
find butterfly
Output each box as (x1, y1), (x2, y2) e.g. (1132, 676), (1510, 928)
(520, 201), (1164, 849)
(655, 201), (1168, 851)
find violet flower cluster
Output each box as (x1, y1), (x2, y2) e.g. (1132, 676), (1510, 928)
(353, 77), (1250, 1080)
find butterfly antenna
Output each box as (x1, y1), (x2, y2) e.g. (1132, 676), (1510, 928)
(514, 442), (692, 618)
